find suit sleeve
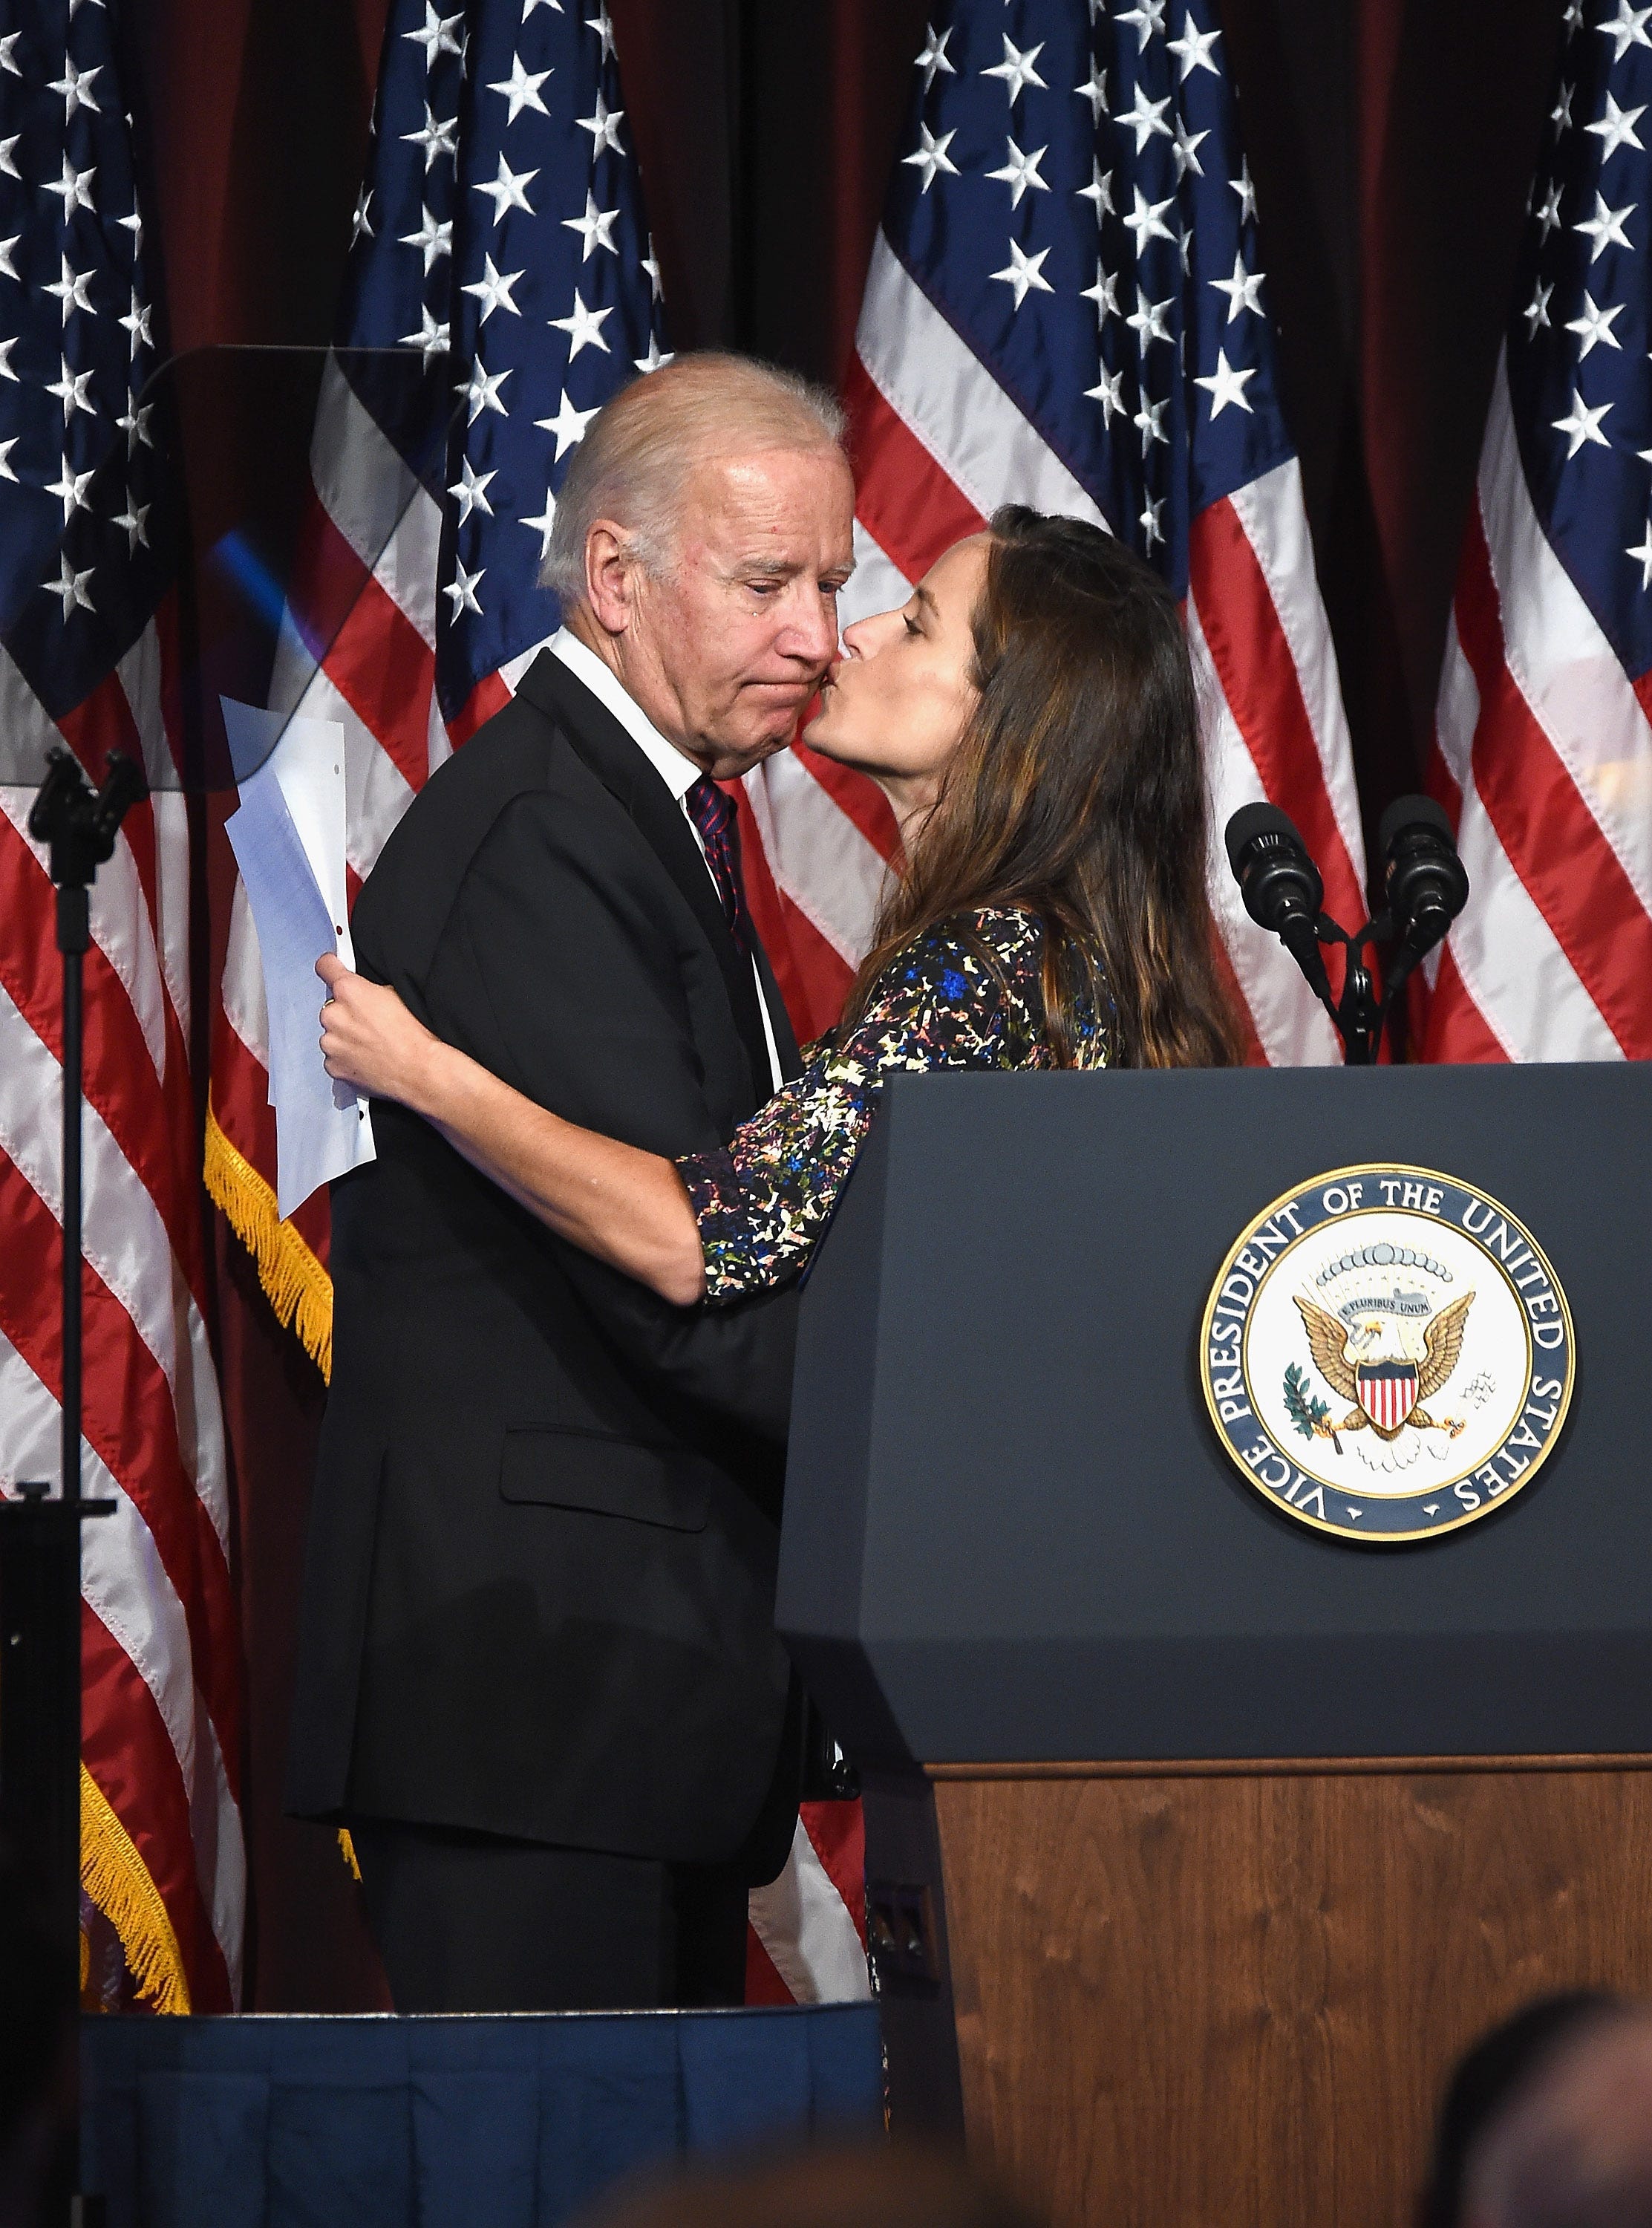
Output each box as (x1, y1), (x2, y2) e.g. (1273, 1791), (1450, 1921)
(408, 785), (799, 1443)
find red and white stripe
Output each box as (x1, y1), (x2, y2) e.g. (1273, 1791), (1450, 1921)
(1422, 350), (1645, 1062)
(0, 618), (243, 2012)
(759, 231), (1370, 1066)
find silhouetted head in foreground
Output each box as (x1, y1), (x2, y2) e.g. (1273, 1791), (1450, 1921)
(1431, 1994), (1652, 2228)
(571, 2138), (1042, 2228)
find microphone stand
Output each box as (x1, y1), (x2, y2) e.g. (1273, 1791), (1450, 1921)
(1309, 913), (1384, 1066)
(2, 745), (142, 2228)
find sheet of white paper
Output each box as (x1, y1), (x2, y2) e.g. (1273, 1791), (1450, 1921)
(222, 699), (375, 1219)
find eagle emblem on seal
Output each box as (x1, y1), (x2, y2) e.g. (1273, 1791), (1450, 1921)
(1290, 1241), (1475, 1447)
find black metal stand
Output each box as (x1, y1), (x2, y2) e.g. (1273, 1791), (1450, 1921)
(2, 745), (146, 2227)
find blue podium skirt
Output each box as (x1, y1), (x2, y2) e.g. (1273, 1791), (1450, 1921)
(82, 2004), (884, 2228)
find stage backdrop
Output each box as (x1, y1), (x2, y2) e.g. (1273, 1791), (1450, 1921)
(128, 0), (1565, 2008)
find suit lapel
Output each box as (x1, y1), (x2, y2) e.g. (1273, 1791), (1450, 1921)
(518, 651), (776, 1106)
(752, 938), (803, 1081)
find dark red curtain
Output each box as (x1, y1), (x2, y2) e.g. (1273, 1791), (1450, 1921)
(130, 0), (1562, 2009)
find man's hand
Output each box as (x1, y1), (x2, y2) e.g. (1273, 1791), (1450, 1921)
(317, 954), (441, 1115)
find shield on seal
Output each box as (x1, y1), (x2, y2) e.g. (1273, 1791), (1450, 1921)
(1356, 1359), (1419, 1431)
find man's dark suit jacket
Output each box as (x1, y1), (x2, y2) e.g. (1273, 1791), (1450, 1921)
(285, 649), (805, 1877)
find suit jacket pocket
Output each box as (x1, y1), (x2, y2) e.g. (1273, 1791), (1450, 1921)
(499, 1425), (711, 1533)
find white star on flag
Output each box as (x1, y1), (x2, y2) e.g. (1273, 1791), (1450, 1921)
(1597, 0), (1652, 65)
(904, 124), (959, 193)
(1118, 0), (1168, 48)
(402, 103), (459, 173)
(449, 457), (497, 523)
(990, 239), (1054, 310)
(49, 59), (102, 119)
(404, 3), (463, 64)
(520, 490), (558, 560)
(400, 304), (450, 363)
(986, 136), (1050, 205)
(1587, 91), (1646, 158)
(462, 253), (525, 322)
(563, 189), (619, 260)
(535, 391), (599, 458)
(114, 498), (150, 553)
(1080, 263), (1120, 325)
(1140, 494), (1166, 550)
(0, 30), (19, 74)
(46, 362), (96, 420)
(1172, 120), (1209, 180)
(1123, 185), (1175, 253)
(1627, 519), (1652, 588)
(576, 90), (624, 155)
(44, 553), (96, 614)
(1574, 191), (1635, 260)
(982, 36), (1048, 104)
(1535, 180), (1565, 241)
(1074, 64), (1108, 123)
(0, 437), (16, 478)
(1552, 388), (1613, 456)
(1566, 290), (1624, 355)
(400, 206), (452, 273)
(1524, 278), (1553, 335)
(45, 253), (97, 324)
(473, 154), (538, 224)
(1117, 85), (1172, 152)
(45, 460), (96, 520)
(1166, 16), (1222, 77)
(1195, 347), (1258, 417)
(1085, 363), (1126, 425)
(586, 6), (616, 62)
(1211, 251), (1266, 321)
(43, 156), (97, 216)
(1077, 160), (1114, 218)
(1134, 394), (1169, 451)
(915, 22), (955, 93)
(1126, 288), (1173, 349)
(633, 333), (672, 374)
(444, 558), (484, 616)
(0, 335), (17, 380)
(488, 53), (552, 126)
(551, 287), (613, 358)
(461, 361), (512, 421)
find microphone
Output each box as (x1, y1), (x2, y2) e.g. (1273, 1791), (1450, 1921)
(1224, 802), (1331, 1004)
(1378, 795), (1469, 972)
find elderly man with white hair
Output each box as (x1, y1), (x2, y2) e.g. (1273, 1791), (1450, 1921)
(287, 355), (855, 2013)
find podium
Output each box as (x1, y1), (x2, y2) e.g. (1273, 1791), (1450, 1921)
(778, 1063), (1652, 2228)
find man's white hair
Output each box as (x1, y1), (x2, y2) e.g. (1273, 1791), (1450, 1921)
(539, 351), (847, 605)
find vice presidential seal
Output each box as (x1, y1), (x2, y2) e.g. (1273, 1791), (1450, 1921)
(1200, 1165), (1573, 1542)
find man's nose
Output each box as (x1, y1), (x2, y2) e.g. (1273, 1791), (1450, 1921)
(776, 584), (840, 667)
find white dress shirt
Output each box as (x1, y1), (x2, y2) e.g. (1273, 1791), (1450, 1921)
(549, 628), (785, 1093)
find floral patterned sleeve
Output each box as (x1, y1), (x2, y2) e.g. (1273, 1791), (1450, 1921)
(676, 909), (1053, 1303)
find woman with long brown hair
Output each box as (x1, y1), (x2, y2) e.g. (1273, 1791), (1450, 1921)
(314, 505), (1239, 1306)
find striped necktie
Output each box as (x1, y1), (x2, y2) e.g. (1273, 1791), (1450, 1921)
(685, 775), (749, 954)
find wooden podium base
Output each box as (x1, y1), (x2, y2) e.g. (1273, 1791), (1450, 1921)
(875, 1758), (1652, 2228)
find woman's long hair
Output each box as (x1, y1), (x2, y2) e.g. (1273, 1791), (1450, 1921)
(841, 506), (1241, 1069)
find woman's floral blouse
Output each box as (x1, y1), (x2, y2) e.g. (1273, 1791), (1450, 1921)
(676, 907), (1110, 1302)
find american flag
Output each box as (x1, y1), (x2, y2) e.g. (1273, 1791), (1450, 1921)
(829, 0), (1369, 1063)
(209, 0), (869, 2006)
(1423, 0), (1652, 1062)
(0, 0), (241, 2008)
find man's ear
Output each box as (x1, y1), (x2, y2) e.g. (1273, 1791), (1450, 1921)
(583, 521), (636, 637)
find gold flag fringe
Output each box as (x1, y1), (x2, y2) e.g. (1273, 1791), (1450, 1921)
(204, 1098), (334, 1380)
(338, 1828), (362, 1880)
(81, 1766), (192, 2015)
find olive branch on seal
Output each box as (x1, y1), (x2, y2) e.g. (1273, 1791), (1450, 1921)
(1282, 1361), (1331, 1442)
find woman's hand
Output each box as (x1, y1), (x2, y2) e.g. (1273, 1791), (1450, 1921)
(317, 954), (441, 1113)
